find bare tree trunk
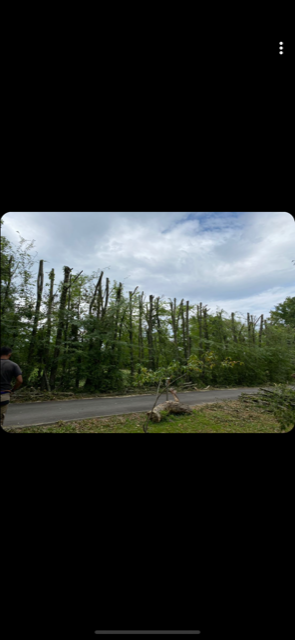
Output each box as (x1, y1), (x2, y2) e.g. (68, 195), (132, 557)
(49, 266), (72, 389)
(238, 323), (245, 343)
(203, 306), (209, 349)
(170, 298), (178, 361)
(89, 271), (104, 316)
(198, 303), (203, 358)
(36, 325), (46, 383)
(101, 277), (109, 320)
(27, 260), (44, 375)
(84, 272), (106, 387)
(75, 306), (83, 391)
(180, 299), (187, 361)
(154, 297), (160, 370)
(129, 291), (134, 378)
(109, 283), (123, 370)
(139, 292), (144, 364)
(148, 295), (155, 370)
(117, 304), (127, 369)
(251, 315), (255, 344)
(186, 301), (190, 360)
(113, 282), (122, 345)
(61, 271), (72, 383)
(259, 314), (264, 347)
(1, 255), (14, 316)
(41, 268), (55, 390)
(96, 280), (103, 321)
(247, 312), (251, 344)
(231, 312), (238, 343)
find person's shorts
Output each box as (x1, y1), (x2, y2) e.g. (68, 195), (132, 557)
(1, 393), (11, 426)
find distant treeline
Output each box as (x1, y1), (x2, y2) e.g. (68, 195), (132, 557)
(1, 221), (295, 392)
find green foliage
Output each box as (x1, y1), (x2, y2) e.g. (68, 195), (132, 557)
(1, 218), (295, 396)
(263, 384), (295, 431)
(269, 297), (295, 328)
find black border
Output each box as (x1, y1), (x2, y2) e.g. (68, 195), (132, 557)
(2, 30), (293, 638)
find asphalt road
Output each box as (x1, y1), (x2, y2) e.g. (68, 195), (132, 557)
(3, 387), (276, 428)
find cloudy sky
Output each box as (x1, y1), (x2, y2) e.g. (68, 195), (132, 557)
(2, 211), (294, 325)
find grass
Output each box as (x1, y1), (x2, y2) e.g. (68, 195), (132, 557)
(5, 398), (294, 433)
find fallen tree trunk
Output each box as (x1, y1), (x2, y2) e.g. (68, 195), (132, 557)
(147, 400), (193, 423)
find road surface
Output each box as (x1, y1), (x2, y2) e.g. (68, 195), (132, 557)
(3, 387), (278, 429)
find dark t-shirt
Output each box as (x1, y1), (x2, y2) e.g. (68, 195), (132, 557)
(0, 359), (22, 391)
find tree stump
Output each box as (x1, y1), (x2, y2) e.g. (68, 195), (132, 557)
(147, 400), (193, 423)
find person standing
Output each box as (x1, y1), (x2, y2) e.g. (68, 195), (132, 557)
(0, 347), (23, 431)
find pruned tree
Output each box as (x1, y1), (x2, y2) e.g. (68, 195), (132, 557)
(231, 312), (238, 343)
(49, 266), (72, 389)
(147, 295), (155, 370)
(169, 297), (179, 362)
(128, 286), (138, 378)
(40, 268), (55, 391)
(186, 301), (191, 359)
(26, 259), (44, 379)
(179, 299), (187, 361)
(138, 292), (144, 365)
(259, 314), (264, 347)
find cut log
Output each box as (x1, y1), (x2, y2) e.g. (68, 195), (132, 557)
(147, 400), (193, 423)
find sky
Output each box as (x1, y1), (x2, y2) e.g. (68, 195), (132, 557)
(2, 211), (295, 326)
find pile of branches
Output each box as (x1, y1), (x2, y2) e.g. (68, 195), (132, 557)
(10, 386), (75, 402)
(239, 385), (295, 430)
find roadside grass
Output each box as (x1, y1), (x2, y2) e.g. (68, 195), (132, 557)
(6, 399), (293, 433)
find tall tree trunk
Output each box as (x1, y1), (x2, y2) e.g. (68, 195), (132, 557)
(259, 314), (264, 347)
(231, 312), (238, 343)
(74, 291), (82, 390)
(89, 271), (104, 317)
(247, 312), (251, 344)
(49, 266), (72, 389)
(180, 299), (187, 361)
(27, 260), (44, 377)
(41, 268), (55, 390)
(101, 277), (109, 321)
(1, 255), (13, 317)
(155, 296), (162, 369)
(238, 323), (245, 343)
(203, 306), (209, 349)
(129, 291), (134, 378)
(117, 304), (127, 369)
(251, 315), (255, 344)
(148, 295), (155, 370)
(170, 298), (178, 361)
(84, 271), (105, 388)
(95, 276), (109, 366)
(139, 292), (144, 364)
(75, 353), (81, 390)
(186, 301), (190, 360)
(61, 272), (72, 385)
(264, 319), (269, 346)
(109, 282), (123, 369)
(36, 326), (46, 384)
(198, 303), (203, 358)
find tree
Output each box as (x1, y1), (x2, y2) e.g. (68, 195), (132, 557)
(269, 297), (295, 329)
(49, 266), (72, 389)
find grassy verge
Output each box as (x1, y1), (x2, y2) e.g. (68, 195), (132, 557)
(5, 398), (293, 433)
